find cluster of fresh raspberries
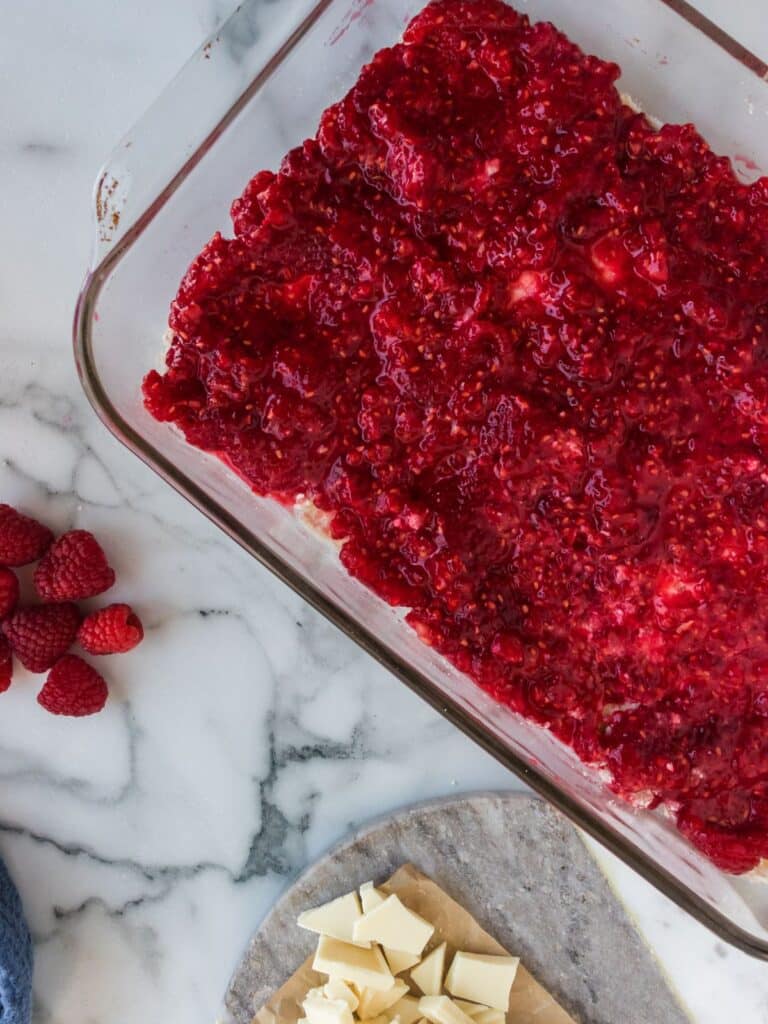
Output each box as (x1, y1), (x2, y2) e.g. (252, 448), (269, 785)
(0, 504), (143, 717)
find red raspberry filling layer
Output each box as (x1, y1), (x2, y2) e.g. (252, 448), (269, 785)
(144, 0), (768, 872)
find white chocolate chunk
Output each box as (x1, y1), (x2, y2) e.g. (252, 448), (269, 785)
(360, 881), (386, 914)
(410, 942), (447, 996)
(386, 996), (422, 1024)
(418, 996), (475, 1024)
(353, 895), (434, 956)
(313, 936), (395, 991)
(452, 1003), (478, 1016)
(302, 993), (355, 1024)
(445, 953), (519, 1012)
(357, 980), (409, 1019)
(298, 893), (369, 946)
(453, 1003), (486, 1019)
(384, 948), (421, 975)
(365, 1016), (390, 1024)
(453, 1003), (504, 1024)
(324, 980), (359, 1012)
(471, 1010), (505, 1024)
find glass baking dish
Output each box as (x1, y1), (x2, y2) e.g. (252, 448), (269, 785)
(74, 0), (768, 957)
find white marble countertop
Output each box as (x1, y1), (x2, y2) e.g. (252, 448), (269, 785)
(1, 2), (767, 1022)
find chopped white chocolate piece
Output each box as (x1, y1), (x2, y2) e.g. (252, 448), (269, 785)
(453, 1003), (485, 1019)
(358, 980), (409, 1019)
(471, 1010), (504, 1024)
(313, 936), (395, 991)
(452, 1003), (478, 1016)
(324, 980), (359, 1012)
(386, 996), (422, 1024)
(302, 992), (355, 1024)
(445, 953), (519, 1012)
(353, 895), (434, 956)
(418, 996), (475, 1024)
(365, 1016), (390, 1024)
(384, 948), (421, 975)
(360, 881), (386, 914)
(298, 893), (369, 947)
(410, 942), (447, 996)
(454, 1004), (504, 1024)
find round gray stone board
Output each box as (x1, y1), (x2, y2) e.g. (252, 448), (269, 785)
(222, 792), (691, 1024)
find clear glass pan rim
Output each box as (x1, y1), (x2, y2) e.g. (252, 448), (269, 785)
(74, 0), (768, 960)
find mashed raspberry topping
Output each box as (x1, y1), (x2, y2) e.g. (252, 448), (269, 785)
(144, 0), (768, 872)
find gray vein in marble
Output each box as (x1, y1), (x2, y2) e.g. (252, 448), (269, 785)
(19, 142), (70, 157)
(0, 704), (139, 804)
(0, 712), (368, 915)
(0, 385), (135, 511)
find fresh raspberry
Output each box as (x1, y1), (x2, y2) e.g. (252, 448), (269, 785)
(37, 655), (108, 717)
(0, 504), (53, 567)
(2, 603), (82, 672)
(0, 568), (19, 619)
(78, 604), (144, 655)
(34, 530), (115, 602)
(0, 635), (12, 693)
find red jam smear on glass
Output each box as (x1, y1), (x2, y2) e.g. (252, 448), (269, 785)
(144, 0), (768, 872)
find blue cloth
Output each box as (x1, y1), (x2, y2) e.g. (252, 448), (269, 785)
(0, 857), (32, 1024)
